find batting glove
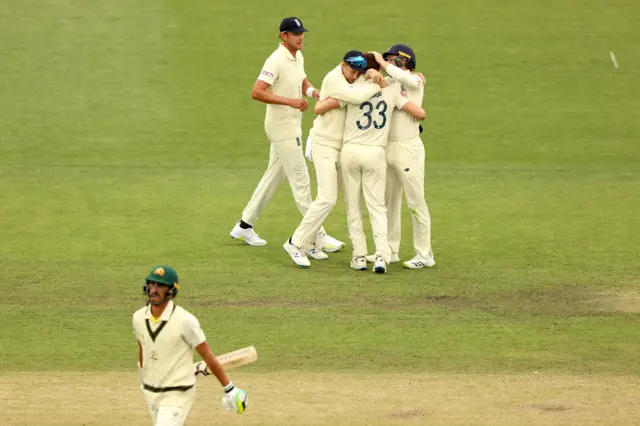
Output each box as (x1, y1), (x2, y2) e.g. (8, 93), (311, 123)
(221, 382), (248, 414)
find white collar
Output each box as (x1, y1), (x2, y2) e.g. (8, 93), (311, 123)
(144, 300), (175, 321)
(278, 43), (299, 61)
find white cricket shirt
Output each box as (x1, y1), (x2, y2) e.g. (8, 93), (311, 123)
(343, 80), (409, 147)
(310, 66), (382, 150)
(132, 301), (206, 396)
(385, 64), (425, 143)
(257, 44), (307, 142)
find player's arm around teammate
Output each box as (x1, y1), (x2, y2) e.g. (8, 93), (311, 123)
(334, 58), (425, 273)
(284, 51), (383, 267)
(133, 266), (247, 426)
(230, 17), (343, 252)
(367, 45), (436, 269)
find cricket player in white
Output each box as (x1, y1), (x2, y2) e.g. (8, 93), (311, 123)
(315, 64), (426, 273)
(365, 46), (435, 269)
(133, 265), (247, 425)
(229, 16), (343, 253)
(283, 50), (385, 267)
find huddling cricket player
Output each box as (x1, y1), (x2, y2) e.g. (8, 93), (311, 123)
(133, 266), (247, 425)
(315, 55), (426, 273)
(283, 50), (386, 267)
(364, 45), (436, 269)
(230, 16), (344, 254)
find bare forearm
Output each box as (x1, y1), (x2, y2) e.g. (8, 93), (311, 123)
(252, 89), (292, 106)
(302, 79), (313, 93)
(196, 342), (231, 387)
(203, 352), (230, 386)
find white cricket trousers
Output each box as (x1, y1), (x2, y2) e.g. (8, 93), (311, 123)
(340, 143), (391, 263)
(385, 137), (433, 259)
(241, 138), (326, 238)
(145, 388), (195, 426)
(291, 142), (340, 248)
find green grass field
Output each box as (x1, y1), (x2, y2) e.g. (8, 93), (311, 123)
(2, 0), (639, 424)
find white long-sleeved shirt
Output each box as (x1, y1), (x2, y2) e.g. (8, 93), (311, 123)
(310, 66), (381, 150)
(343, 80), (409, 147)
(385, 64), (424, 143)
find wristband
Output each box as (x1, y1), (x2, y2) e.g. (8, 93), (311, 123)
(224, 382), (235, 393)
(305, 87), (316, 97)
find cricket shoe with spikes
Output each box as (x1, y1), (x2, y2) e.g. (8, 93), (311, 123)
(350, 256), (367, 271)
(283, 239), (310, 268)
(403, 254), (436, 269)
(373, 256), (387, 274)
(230, 222), (267, 246)
(365, 253), (399, 263)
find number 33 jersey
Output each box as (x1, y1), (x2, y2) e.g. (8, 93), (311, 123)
(343, 80), (409, 147)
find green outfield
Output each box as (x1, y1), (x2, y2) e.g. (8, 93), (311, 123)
(1, 0), (639, 424)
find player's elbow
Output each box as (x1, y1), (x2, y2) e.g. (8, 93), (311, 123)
(416, 108), (426, 121)
(251, 88), (261, 101)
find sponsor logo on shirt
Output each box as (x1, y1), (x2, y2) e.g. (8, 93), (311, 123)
(261, 69), (274, 78)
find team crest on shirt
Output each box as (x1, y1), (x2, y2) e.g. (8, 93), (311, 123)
(151, 350), (159, 360)
(400, 84), (408, 98)
(296, 137), (301, 146)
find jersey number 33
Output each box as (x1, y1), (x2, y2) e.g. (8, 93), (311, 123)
(356, 100), (388, 130)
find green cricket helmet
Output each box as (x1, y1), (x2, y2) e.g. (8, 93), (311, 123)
(144, 265), (180, 299)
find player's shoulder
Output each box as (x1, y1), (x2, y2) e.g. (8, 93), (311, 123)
(174, 305), (199, 324)
(133, 305), (147, 318)
(132, 306), (147, 326)
(264, 47), (283, 64)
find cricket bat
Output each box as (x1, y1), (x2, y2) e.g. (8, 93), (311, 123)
(193, 346), (258, 376)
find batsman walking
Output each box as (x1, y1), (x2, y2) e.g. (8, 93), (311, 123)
(230, 17), (344, 253)
(133, 265), (247, 425)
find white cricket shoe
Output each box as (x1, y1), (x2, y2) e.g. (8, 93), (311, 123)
(308, 247), (329, 260)
(283, 240), (311, 268)
(403, 254), (436, 269)
(373, 256), (387, 274)
(322, 235), (345, 253)
(350, 256), (367, 271)
(365, 253), (399, 263)
(230, 223), (267, 246)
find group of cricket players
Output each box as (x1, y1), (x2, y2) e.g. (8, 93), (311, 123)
(133, 16), (434, 425)
(231, 16), (435, 274)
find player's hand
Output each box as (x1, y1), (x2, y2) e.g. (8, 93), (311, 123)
(365, 69), (384, 85)
(221, 383), (248, 415)
(379, 78), (389, 88)
(311, 89), (320, 100)
(415, 72), (426, 85)
(289, 98), (309, 111)
(368, 51), (385, 65)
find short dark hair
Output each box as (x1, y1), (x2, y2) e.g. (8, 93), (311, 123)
(363, 53), (380, 71)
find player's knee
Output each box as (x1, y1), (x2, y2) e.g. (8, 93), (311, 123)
(317, 193), (337, 208)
